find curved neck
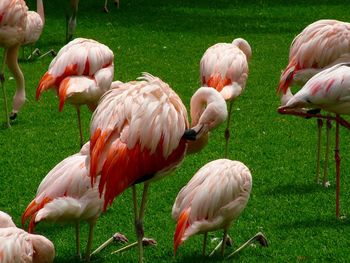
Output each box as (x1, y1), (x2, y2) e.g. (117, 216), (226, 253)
(6, 46), (25, 95)
(37, 0), (45, 24)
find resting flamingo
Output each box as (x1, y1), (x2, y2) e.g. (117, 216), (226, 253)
(200, 38), (251, 157)
(0, 211), (55, 263)
(36, 38), (114, 147)
(173, 159), (267, 257)
(279, 62), (350, 218)
(88, 73), (227, 262)
(0, 0), (28, 127)
(277, 19), (350, 187)
(22, 142), (127, 262)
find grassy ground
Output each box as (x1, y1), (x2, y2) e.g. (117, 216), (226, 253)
(1, 0), (350, 262)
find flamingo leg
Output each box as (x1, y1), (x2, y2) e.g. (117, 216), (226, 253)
(226, 232), (268, 259)
(0, 49), (10, 128)
(85, 219), (97, 262)
(315, 119), (323, 184)
(323, 119), (332, 187)
(221, 228), (228, 256)
(224, 101), (233, 158)
(66, 0), (79, 43)
(91, 233), (128, 257)
(202, 232), (208, 256)
(75, 222), (81, 259)
(76, 107), (84, 148)
(335, 115), (341, 218)
(104, 0), (109, 12)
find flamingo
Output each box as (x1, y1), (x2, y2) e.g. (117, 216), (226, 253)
(173, 159), (267, 257)
(0, 211), (55, 263)
(88, 72), (227, 262)
(36, 38), (114, 147)
(0, 0), (28, 127)
(277, 19), (350, 187)
(21, 142), (127, 262)
(200, 38), (251, 157)
(279, 62), (350, 218)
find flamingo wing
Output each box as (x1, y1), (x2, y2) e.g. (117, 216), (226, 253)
(89, 73), (189, 210)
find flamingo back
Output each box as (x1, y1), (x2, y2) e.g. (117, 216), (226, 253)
(278, 19), (350, 94)
(172, 159), (252, 253)
(22, 151), (103, 232)
(23, 11), (43, 45)
(89, 73), (189, 210)
(0, 0), (28, 47)
(284, 63), (350, 115)
(36, 38), (114, 103)
(200, 42), (249, 100)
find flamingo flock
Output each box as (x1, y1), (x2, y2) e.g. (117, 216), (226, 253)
(0, 0), (348, 261)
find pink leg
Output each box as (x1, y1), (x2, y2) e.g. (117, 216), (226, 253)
(335, 115), (341, 218)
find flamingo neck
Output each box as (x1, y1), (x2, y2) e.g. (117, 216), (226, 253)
(37, 0), (45, 25)
(7, 46), (25, 95)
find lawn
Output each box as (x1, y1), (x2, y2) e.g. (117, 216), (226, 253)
(1, 0), (350, 262)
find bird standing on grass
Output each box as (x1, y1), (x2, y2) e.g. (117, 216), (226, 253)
(22, 142), (127, 262)
(36, 38), (114, 147)
(88, 73), (228, 263)
(0, 211), (55, 263)
(277, 19), (350, 187)
(200, 38), (251, 157)
(173, 159), (267, 257)
(279, 62), (350, 218)
(0, 0), (28, 127)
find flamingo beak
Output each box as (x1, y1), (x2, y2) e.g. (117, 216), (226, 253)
(182, 129), (197, 141)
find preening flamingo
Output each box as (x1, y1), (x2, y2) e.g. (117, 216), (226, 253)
(277, 19), (350, 186)
(0, 0), (28, 127)
(21, 142), (127, 262)
(200, 38), (251, 157)
(173, 159), (267, 257)
(36, 38), (114, 147)
(279, 62), (350, 218)
(88, 73), (227, 262)
(0, 211), (55, 263)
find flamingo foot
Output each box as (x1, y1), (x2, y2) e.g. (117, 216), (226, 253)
(323, 181), (330, 188)
(9, 112), (17, 121)
(103, 6), (109, 13)
(209, 235), (233, 256)
(111, 237), (157, 254)
(226, 232), (268, 259)
(91, 232), (128, 257)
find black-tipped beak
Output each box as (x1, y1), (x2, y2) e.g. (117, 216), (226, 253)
(182, 129), (197, 141)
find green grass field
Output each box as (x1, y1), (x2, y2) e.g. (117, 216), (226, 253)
(1, 0), (350, 262)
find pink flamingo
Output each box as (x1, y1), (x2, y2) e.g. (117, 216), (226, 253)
(21, 142), (127, 262)
(173, 159), (267, 257)
(279, 62), (350, 218)
(36, 38), (114, 147)
(0, 211), (55, 263)
(0, 0), (28, 127)
(88, 73), (228, 262)
(277, 19), (350, 186)
(200, 38), (251, 157)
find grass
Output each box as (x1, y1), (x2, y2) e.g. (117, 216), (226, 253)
(1, 0), (350, 262)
